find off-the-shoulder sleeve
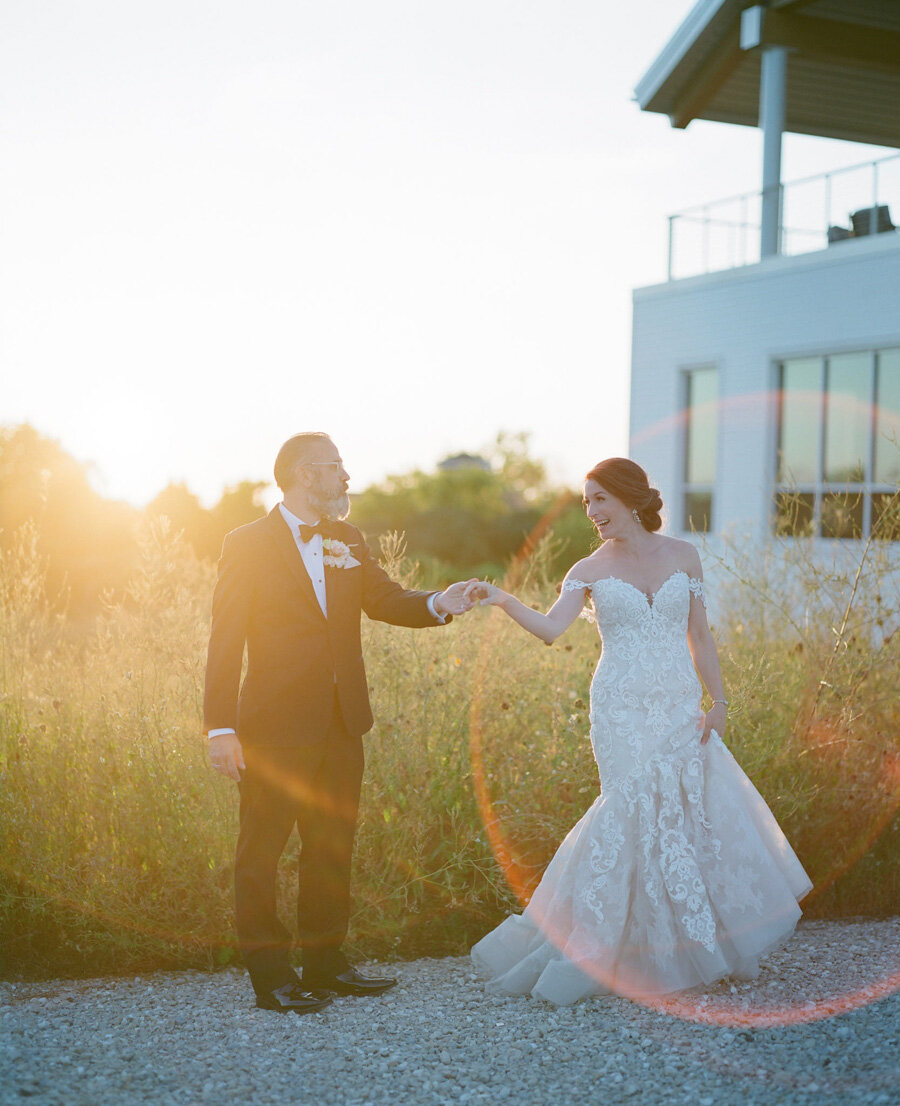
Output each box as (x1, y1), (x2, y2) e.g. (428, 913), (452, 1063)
(688, 577), (707, 608)
(562, 579), (591, 594)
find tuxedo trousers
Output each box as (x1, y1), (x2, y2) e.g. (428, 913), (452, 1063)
(234, 694), (364, 994)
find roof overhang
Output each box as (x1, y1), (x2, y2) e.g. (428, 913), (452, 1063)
(634, 0), (900, 149)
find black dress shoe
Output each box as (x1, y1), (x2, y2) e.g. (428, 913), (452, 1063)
(255, 983), (333, 1014)
(304, 966), (397, 996)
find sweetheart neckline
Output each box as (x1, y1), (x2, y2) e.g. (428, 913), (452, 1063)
(572, 569), (696, 609)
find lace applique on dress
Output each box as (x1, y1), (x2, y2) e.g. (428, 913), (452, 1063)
(562, 578), (597, 623)
(688, 577), (707, 608)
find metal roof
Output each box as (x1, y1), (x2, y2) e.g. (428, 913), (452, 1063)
(634, 0), (900, 149)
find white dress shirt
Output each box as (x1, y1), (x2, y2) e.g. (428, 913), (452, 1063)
(279, 502), (328, 616)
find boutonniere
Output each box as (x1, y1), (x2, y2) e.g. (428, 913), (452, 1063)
(322, 538), (361, 569)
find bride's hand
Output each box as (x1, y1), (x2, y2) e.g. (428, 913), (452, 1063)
(464, 580), (506, 606)
(701, 703), (727, 745)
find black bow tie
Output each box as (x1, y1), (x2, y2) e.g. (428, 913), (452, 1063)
(298, 521), (328, 544)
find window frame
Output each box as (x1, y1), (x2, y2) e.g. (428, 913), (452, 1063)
(773, 345), (900, 540)
(681, 364), (718, 533)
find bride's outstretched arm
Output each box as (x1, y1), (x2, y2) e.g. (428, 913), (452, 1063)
(463, 575), (588, 644)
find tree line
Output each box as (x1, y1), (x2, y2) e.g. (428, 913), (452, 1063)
(0, 425), (594, 613)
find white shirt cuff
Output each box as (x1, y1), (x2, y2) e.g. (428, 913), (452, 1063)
(208, 727), (236, 739)
(427, 592), (448, 623)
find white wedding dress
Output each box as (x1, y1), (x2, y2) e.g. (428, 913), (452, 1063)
(471, 571), (812, 1005)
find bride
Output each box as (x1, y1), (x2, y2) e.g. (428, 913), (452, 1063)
(467, 457), (812, 1005)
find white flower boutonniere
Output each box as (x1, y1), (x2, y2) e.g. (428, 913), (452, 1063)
(322, 538), (361, 569)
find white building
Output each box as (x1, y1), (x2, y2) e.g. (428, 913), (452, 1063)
(630, 0), (900, 543)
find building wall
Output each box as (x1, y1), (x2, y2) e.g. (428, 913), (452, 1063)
(630, 233), (900, 540)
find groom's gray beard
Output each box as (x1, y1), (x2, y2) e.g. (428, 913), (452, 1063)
(311, 487), (351, 521)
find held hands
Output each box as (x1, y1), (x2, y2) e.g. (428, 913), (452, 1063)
(463, 580), (507, 606)
(434, 579), (507, 616)
(701, 702), (727, 745)
(434, 579), (480, 617)
(209, 732), (246, 781)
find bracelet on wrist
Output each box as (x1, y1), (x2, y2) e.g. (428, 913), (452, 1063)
(711, 699), (728, 707)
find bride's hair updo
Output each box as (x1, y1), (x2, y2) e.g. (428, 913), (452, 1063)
(585, 457), (664, 533)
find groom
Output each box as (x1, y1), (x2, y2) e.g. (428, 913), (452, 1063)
(204, 432), (474, 1014)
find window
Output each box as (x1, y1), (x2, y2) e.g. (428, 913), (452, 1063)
(775, 348), (900, 539)
(683, 366), (717, 531)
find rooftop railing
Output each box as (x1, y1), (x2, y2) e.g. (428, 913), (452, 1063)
(666, 152), (900, 281)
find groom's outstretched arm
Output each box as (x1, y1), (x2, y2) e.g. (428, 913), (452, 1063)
(352, 527), (472, 626)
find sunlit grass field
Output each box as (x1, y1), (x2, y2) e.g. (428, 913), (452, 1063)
(1, 521), (898, 980)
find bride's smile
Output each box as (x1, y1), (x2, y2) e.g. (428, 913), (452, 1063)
(584, 479), (649, 545)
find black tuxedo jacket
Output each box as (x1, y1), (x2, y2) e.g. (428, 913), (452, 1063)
(203, 508), (446, 744)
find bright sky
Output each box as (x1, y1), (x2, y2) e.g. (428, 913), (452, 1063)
(1, 0), (891, 507)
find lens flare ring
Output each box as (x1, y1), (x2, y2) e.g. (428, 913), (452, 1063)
(467, 427), (900, 1026)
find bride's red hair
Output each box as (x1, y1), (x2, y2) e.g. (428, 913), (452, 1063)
(585, 457), (664, 532)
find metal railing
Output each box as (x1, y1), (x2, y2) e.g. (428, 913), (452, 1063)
(666, 152), (900, 280)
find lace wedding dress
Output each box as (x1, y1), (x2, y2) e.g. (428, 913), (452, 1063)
(471, 571), (812, 1005)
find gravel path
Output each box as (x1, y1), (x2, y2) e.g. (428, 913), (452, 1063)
(2, 919), (898, 1106)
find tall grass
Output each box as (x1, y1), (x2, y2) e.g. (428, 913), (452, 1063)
(0, 521), (898, 980)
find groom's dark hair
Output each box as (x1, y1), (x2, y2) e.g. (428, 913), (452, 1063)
(274, 432), (334, 492)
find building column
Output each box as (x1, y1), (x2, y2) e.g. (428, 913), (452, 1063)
(759, 44), (788, 258)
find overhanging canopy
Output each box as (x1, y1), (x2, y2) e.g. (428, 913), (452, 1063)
(634, 0), (900, 149)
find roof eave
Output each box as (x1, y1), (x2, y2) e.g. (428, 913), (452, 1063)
(633, 0), (742, 113)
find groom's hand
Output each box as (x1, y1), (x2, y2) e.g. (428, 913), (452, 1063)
(209, 733), (246, 781)
(434, 579), (479, 616)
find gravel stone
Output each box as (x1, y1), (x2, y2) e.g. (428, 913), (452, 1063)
(1, 919), (898, 1105)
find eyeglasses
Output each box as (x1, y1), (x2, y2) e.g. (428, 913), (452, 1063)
(303, 460), (345, 469)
